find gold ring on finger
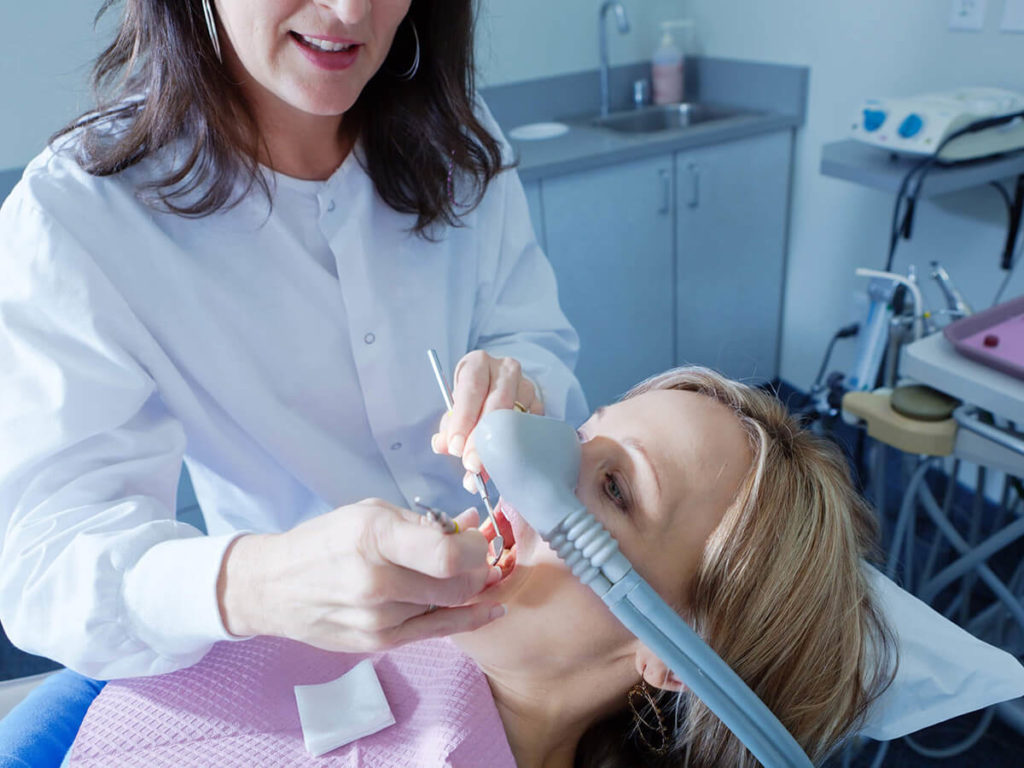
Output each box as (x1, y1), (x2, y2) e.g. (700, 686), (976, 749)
(513, 401), (528, 413)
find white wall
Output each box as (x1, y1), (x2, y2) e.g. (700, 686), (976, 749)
(681, 0), (1024, 388)
(0, 1), (683, 170)
(475, 0), (681, 86)
(0, 4), (113, 169)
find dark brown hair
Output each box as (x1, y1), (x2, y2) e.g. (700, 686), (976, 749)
(53, 0), (505, 236)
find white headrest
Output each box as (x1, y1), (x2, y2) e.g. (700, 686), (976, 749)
(860, 566), (1024, 741)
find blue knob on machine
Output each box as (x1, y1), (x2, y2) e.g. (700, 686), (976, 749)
(899, 114), (924, 138)
(863, 109), (887, 132)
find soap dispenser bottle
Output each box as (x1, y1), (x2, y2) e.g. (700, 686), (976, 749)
(652, 19), (694, 105)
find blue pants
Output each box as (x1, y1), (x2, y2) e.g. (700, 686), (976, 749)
(0, 670), (104, 768)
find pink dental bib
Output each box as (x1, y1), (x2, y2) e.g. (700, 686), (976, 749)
(68, 636), (516, 768)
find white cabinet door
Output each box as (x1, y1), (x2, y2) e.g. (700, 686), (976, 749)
(676, 131), (792, 382)
(541, 155), (675, 410)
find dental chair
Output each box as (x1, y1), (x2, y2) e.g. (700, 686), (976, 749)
(841, 307), (1024, 764)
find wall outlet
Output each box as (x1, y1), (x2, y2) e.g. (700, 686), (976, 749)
(1002, 0), (1024, 31)
(949, 0), (986, 30)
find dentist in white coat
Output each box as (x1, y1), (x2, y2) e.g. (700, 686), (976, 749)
(0, 0), (586, 680)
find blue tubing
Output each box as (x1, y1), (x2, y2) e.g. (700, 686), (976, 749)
(0, 670), (104, 768)
(607, 574), (814, 767)
(916, 479), (1024, 635)
(919, 515), (1024, 605)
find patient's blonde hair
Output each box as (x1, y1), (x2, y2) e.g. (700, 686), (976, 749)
(576, 367), (896, 768)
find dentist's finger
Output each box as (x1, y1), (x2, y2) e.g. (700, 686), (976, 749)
(431, 410), (454, 454)
(447, 351), (491, 456)
(479, 356), (520, 416)
(371, 511), (490, 578)
(516, 377), (544, 414)
(383, 602), (508, 647)
(353, 562), (501, 609)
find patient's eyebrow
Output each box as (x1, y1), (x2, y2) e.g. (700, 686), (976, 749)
(623, 437), (662, 505)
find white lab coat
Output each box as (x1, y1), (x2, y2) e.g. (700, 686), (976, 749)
(0, 118), (586, 679)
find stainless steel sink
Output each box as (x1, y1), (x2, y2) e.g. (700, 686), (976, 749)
(591, 103), (752, 133)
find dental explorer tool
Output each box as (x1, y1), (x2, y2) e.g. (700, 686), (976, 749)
(413, 497), (460, 535)
(426, 349), (504, 560)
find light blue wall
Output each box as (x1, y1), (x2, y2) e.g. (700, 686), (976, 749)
(684, 0), (1024, 388)
(0, 4), (114, 169)
(476, 0), (683, 86)
(0, 1), (683, 169)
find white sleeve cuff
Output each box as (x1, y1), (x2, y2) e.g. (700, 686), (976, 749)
(122, 532), (249, 661)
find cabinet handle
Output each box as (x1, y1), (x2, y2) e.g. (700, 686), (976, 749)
(658, 169), (671, 214)
(686, 162), (700, 209)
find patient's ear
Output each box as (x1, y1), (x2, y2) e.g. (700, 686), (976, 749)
(634, 645), (685, 692)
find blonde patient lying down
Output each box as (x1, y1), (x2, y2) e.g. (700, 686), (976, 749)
(69, 367), (896, 767)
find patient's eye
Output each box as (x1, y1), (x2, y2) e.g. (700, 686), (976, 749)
(604, 473), (627, 510)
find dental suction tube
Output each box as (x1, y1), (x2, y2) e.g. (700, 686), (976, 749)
(475, 410), (814, 768)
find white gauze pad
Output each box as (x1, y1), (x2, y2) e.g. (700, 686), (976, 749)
(293, 658), (396, 757)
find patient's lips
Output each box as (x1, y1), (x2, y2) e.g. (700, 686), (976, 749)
(496, 499), (530, 545)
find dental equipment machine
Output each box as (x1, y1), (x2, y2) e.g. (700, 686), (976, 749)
(475, 410), (814, 768)
(851, 88), (1024, 161)
(427, 349), (503, 559)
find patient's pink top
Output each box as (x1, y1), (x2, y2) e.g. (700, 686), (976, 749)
(68, 636), (517, 767)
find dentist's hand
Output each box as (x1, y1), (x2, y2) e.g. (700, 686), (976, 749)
(431, 350), (544, 491)
(217, 502), (505, 652)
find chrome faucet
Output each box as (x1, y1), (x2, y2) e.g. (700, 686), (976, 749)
(599, 1), (631, 118)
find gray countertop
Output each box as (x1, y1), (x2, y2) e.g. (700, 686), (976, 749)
(481, 58), (809, 182)
(507, 110), (799, 182)
(821, 138), (1024, 198)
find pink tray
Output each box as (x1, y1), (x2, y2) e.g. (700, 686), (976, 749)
(943, 295), (1024, 382)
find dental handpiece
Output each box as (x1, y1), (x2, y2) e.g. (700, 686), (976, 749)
(426, 349), (504, 559)
(474, 410), (813, 768)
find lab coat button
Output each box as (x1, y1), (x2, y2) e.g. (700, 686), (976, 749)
(364, 332), (376, 344)
(326, 200), (336, 212)
(390, 442), (402, 451)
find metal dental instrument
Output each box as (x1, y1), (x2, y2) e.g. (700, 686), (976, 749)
(930, 261), (973, 318)
(413, 497), (459, 535)
(426, 349), (504, 561)
(475, 410), (814, 768)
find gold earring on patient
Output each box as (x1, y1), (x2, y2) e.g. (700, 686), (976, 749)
(201, 0), (222, 63)
(628, 680), (671, 756)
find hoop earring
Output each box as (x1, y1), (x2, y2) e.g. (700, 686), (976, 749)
(628, 680), (671, 756)
(202, 0), (223, 63)
(390, 19), (420, 80)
